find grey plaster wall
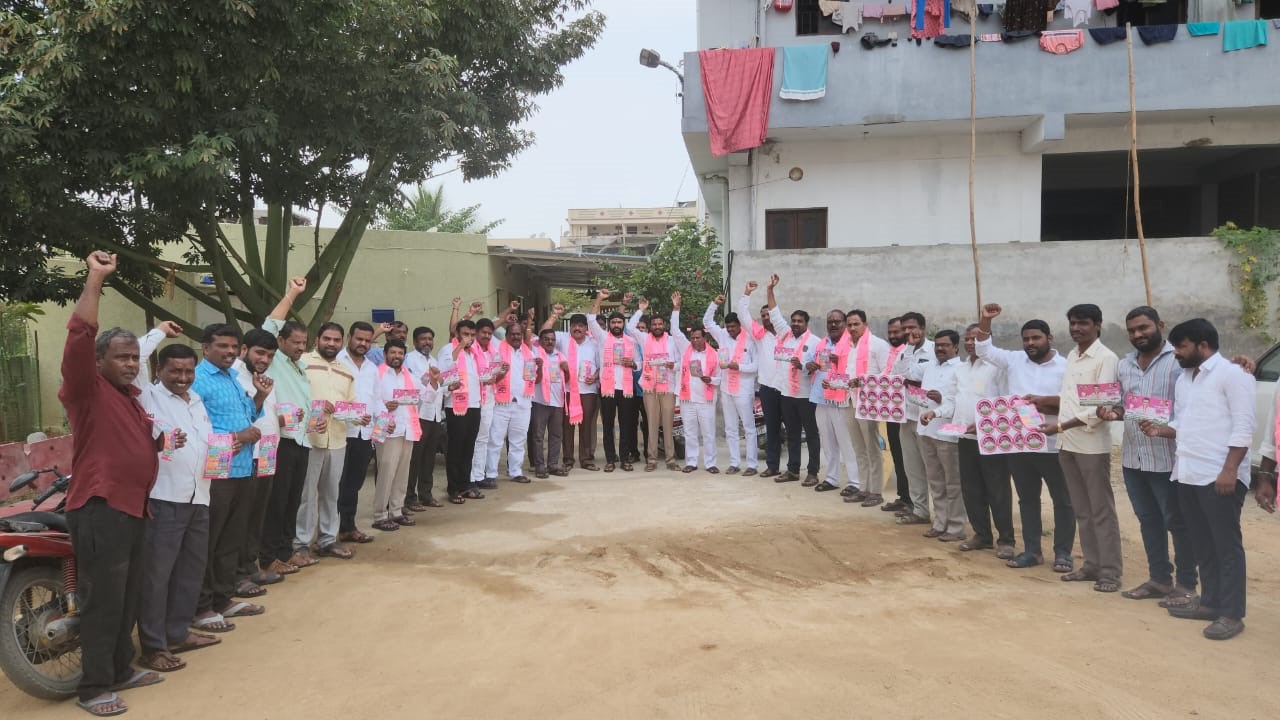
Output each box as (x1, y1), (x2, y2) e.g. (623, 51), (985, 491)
(725, 236), (1274, 358)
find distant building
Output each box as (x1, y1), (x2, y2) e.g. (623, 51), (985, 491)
(561, 202), (701, 255)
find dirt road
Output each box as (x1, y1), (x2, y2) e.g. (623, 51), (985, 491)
(3, 456), (1277, 719)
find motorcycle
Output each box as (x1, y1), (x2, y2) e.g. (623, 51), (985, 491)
(0, 467), (81, 699)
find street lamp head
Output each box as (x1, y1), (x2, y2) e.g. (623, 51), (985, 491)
(639, 48), (661, 69)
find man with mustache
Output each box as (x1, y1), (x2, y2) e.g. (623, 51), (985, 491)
(233, 329), (285, 594)
(404, 326), (445, 508)
(371, 340), (420, 530)
(588, 289), (642, 472)
(705, 293), (759, 476)
(629, 292), (685, 472)
(761, 275), (821, 485)
(294, 322), (357, 561)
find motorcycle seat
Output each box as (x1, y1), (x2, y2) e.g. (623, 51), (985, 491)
(0, 512), (68, 533)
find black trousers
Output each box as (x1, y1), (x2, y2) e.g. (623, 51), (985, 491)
(337, 437), (375, 533)
(599, 391), (639, 464)
(138, 500), (208, 654)
(445, 407), (482, 496)
(200, 476), (256, 614)
(66, 497), (145, 702)
(885, 421), (911, 506)
(779, 395), (820, 474)
(634, 394), (649, 460)
(1180, 480), (1247, 619)
(261, 438), (308, 566)
(957, 438), (1015, 546)
(759, 385), (783, 473)
(1007, 452), (1075, 558)
(406, 419), (446, 503)
(237, 474), (273, 578)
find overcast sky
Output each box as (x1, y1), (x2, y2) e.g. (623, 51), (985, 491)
(433, 0), (699, 240)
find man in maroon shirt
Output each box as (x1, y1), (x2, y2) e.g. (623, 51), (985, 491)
(59, 251), (169, 715)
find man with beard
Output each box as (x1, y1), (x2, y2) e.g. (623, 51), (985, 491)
(806, 310), (858, 493)
(470, 317), (502, 489)
(892, 312), (935, 526)
(740, 280), (784, 477)
(763, 276), (821, 485)
(294, 322), (357, 563)
(705, 294), (759, 476)
(1139, 319), (1253, 640)
(233, 329), (284, 593)
(529, 328), (573, 478)
(675, 326), (720, 473)
(371, 340), (421, 531)
(438, 319), (486, 502)
(487, 323), (536, 483)
(336, 322), (379, 545)
(1039, 304), (1120, 594)
(975, 304), (1074, 572)
(366, 320), (406, 366)
(191, 323), (266, 629)
(844, 309), (892, 506)
(1096, 307), (1197, 605)
(405, 326), (445, 508)
(542, 307), (602, 471)
(628, 293), (685, 471)
(588, 290), (642, 472)
(881, 317), (914, 514)
(954, 324), (1016, 557)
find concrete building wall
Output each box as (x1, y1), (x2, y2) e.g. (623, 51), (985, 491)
(727, 236), (1270, 357)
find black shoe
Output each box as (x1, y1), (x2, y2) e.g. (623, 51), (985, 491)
(1168, 602), (1218, 621)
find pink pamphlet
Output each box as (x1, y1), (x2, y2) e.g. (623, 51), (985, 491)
(203, 433), (234, 480)
(257, 434), (279, 477)
(976, 395), (1048, 456)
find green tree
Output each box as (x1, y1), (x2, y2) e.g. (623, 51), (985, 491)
(597, 219), (723, 327)
(378, 184), (503, 236)
(0, 0), (602, 335)
(549, 287), (591, 315)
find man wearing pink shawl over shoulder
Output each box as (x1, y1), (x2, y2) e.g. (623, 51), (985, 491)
(628, 292), (685, 472)
(844, 309), (892, 507)
(740, 279), (785, 477)
(705, 293), (760, 476)
(588, 289), (642, 472)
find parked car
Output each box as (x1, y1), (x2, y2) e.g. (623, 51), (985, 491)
(1253, 342), (1280, 469)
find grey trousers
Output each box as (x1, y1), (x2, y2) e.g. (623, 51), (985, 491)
(920, 436), (966, 535)
(138, 500), (209, 653)
(1059, 449), (1121, 581)
(530, 402), (565, 472)
(899, 421), (931, 520)
(644, 392), (677, 464)
(849, 418), (884, 495)
(296, 447), (344, 551)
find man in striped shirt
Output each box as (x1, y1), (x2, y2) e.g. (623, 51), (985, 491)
(1096, 307), (1197, 605)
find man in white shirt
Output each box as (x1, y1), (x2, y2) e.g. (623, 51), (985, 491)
(893, 312), (935, 525)
(588, 290), (643, 472)
(954, 324), (1016, 557)
(405, 326), (445, 510)
(471, 318), (502, 488)
(135, 331), (218, 671)
(882, 317), (914, 513)
(675, 326), (720, 473)
(740, 279), (784, 477)
(542, 307), (602, 471)
(766, 277), (821, 484)
(335, 322), (379, 546)
(628, 293), (685, 472)
(1040, 304), (1121, 593)
(530, 328), (572, 478)
(487, 323), (536, 483)
(917, 330), (966, 541)
(437, 320), (485, 503)
(234, 329), (285, 590)
(806, 311), (858, 493)
(975, 304), (1074, 572)
(845, 309), (892, 506)
(370, 340), (421, 531)
(705, 294), (759, 475)
(1142, 319), (1253, 641)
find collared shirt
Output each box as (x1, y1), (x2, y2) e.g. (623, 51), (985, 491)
(739, 295), (780, 391)
(975, 338), (1067, 453)
(375, 365), (424, 438)
(893, 339), (936, 422)
(918, 356), (961, 442)
(850, 331), (892, 375)
(365, 346), (386, 367)
(232, 359), (279, 455)
(436, 343), (481, 410)
(1058, 338), (1119, 455)
(262, 317), (313, 447)
(533, 349), (567, 407)
(494, 341), (536, 408)
(953, 356), (1007, 441)
(806, 336), (852, 408)
(475, 339), (501, 406)
(555, 332), (601, 395)
(1170, 352), (1255, 486)
(1261, 382), (1279, 462)
(140, 383), (213, 505)
(627, 310), (686, 395)
(704, 301), (759, 398)
(682, 346), (721, 405)
(1116, 342), (1179, 472)
(58, 315), (159, 517)
(191, 359), (261, 478)
(303, 350), (355, 449)
(405, 349), (446, 422)
(337, 348), (380, 441)
(768, 306), (820, 399)
(586, 314), (643, 394)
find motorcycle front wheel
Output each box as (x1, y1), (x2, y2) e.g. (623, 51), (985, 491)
(0, 564), (81, 700)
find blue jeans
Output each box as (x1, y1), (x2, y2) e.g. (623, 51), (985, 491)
(1123, 467), (1198, 589)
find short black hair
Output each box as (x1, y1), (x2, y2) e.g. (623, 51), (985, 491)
(157, 343), (198, 368)
(243, 328), (279, 352)
(689, 326), (706, 337)
(639, 314), (652, 325)
(1021, 319), (1051, 337)
(900, 311), (926, 328)
(608, 311), (625, 322)
(279, 320), (308, 341)
(724, 312), (740, 325)
(1125, 306), (1160, 324)
(201, 323), (242, 344)
(383, 339), (407, 353)
(318, 322), (344, 337)
(791, 310), (810, 324)
(455, 319), (476, 334)
(538, 327), (557, 339)
(1066, 304), (1103, 325)
(412, 326), (434, 341)
(475, 318), (495, 332)
(887, 316), (902, 326)
(350, 321), (375, 335)
(1168, 318), (1219, 350)
(569, 314), (588, 327)
(847, 309), (867, 323)
(391, 320), (407, 330)
(934, 329), (960, 346)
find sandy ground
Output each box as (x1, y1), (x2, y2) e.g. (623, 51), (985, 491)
(3, 446), (1278, 720)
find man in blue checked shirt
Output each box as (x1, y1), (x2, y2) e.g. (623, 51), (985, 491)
(191, 323), (266, 632)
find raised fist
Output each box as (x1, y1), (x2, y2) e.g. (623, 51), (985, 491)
(87, 251), (117, 276)
(981, 304), (1002, 320)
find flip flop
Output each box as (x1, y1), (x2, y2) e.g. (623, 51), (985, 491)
(77, 692), (127, 717)
(111, 669), (165, 691)
(169, 632), (221, 654)
(220, 601), (265, 617)
(191, 613), (235, 633)
(1061, 569), (1099, 583)
(140, 651), (186, 673)
(234, 579), (266, 599)
(249, 569), (283, 585)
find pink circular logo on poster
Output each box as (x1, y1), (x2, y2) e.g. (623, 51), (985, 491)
(891, 392), (904, 404)
(890, 376), (903, 390)
(997, 433), (1014, 451)
(994, 398), (1009, 414)
(996, 416), (1011, 432)
(981, 436), (997, 452)
(979, 418), (995, 434)
(890, 407), (904, 421)
(1025, 432), (1046, 450)
(977, 399), (994, 415)
(879, 391), (891, 403)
